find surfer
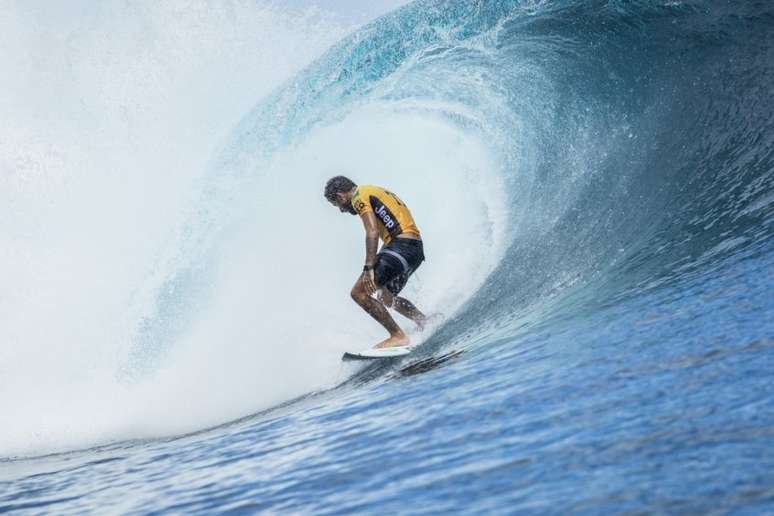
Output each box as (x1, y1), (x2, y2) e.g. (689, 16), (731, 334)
(325, 176), (427, 349)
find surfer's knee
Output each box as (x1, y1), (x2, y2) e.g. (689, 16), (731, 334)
(350, 284), (368, 305)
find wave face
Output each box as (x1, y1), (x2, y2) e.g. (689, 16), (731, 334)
(3, 0), (774, 511)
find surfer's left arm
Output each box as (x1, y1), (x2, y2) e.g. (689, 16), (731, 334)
(359, 211), (379, 294)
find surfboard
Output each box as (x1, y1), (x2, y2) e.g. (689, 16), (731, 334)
(342, 346), (412, 361)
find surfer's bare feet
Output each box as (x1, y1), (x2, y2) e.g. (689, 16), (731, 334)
(375, 333), (410, 348)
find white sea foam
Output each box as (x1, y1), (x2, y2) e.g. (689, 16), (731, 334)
(0, 2), (506, 457)
(0, 1), (351, 457)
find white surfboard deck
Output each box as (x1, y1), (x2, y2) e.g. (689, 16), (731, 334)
(342, 346), (413, 361)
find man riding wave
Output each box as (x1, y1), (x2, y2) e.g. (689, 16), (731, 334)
(325, 176), (428, 349)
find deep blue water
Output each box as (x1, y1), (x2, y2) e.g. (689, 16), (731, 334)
(3, 0), (774, 513)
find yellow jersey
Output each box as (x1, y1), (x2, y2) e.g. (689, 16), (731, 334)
(351, 184), (421, 244)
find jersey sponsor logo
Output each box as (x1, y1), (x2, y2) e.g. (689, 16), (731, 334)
(370, 195), (402, 237)
(375, 204), (396, 229)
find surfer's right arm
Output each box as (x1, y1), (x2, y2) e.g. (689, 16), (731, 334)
(359, 211), (379, 295)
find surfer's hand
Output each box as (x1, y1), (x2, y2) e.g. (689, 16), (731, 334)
(362, 270), (376, 295)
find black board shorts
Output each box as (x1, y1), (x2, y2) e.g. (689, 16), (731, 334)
(374, 237), (425, 295)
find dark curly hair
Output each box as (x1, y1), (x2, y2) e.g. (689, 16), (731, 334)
(324, 176), (357, 202)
